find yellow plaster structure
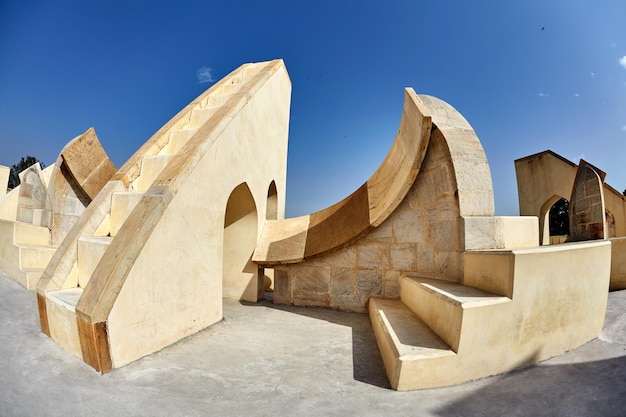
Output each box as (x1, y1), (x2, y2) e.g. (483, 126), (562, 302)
(0, 131), (115, 289)
(515, 150), (626, 289)
(24, 60), (613, 391)
(255, 90), (609, 390)
(37, 60), (291, 372)
(515, 151), (626, 243)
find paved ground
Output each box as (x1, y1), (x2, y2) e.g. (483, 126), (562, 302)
(1, 269), (626, 417)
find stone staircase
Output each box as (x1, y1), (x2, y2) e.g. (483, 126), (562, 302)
(370, 274), (511, 390)
(0, 220), (56, 289)
(369, 240), (611, 391)
(39, 61), (279, 365)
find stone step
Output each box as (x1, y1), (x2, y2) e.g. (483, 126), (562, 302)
(368, 297), (456, 391)
(45, 287), (84, 358)
(47, 287), (84, 311)
(110, 191), (143, 237)
(161, 128), (199, 155)
(463, 250), (515, 298)
(13, 222), (51, 245)
(22, 268), (44, 290)
(136, 155), (174, 192)
(77, 236), (113, 287)
(400, 276), (510, 353)
(189, 107), (220, 129)
(17, 244), (56, 269)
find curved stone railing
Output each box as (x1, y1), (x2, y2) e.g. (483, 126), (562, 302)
(253, 88), (433, 265)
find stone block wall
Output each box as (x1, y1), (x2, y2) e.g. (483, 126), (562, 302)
(274, 131), (462, 312)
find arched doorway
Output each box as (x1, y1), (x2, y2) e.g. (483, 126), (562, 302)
(548, 197), (569, 244)
(222, 183), (260, 302)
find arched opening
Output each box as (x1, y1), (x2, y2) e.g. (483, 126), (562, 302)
(539, 195), (563, 245)
(222, 183), (260, 302)
(262, 181), (278, 299)
(548, 197), (570, 244)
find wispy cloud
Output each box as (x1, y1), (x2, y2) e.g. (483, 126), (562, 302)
(590, 72), (596, 78)
(620, 56), (626, 71)
(574, 93), (580, 98)
(196, 66), (214, 84)
(621, 125), (626, 132)
(538, 92), (550, 98)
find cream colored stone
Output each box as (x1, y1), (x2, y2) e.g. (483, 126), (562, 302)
(136, 155), (173, 192)
(463, 216), (539, 250)
(372, 240), (610, 390)
(161, 128), (198, 155)
(46, 289), (84, 359)
(109, 192), (143, 236)
(0, 165), (9, 196)
(77, 236), (112, 288)
(40, 60), (291, 371)
(609, 237), (626, 290)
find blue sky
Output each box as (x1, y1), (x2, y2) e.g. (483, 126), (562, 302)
(1, 1), (625, 217)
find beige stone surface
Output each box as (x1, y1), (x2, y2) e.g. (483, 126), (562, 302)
(16, 163), (46, 224)
(45, 288), (83, 359)
(77, 236), (112, 287)
(569, 161), (606, 241)
(60, 127), (117, 200)
(371, 240), (611, 390)
(0, 219), (52, 289)
(262, 93), (492, 313)
(0, 165), (9, 196)
(463, 216), (538, 250)
(26, 58), (616, 395)
(515, 150), (626, 244)
(0, 188), (19, 221)
(38, 60), (291, 371)
(254, 88), (432, 265)
(609, 237), (626, 290)
(109, 192), (143, 236)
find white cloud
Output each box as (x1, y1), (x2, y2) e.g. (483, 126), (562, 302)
(590, 72), (596, 78)
(622, 125), (626, 132)
(538, 92), (550, 97)
(574, 93), (580, 97)
(196, 66), (214, 84)
(620, 56), (626, 71)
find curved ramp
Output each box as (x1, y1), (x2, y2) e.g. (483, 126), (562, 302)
(254, 92), (496, 267)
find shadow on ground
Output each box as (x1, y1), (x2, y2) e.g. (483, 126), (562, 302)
(241, 295), (391, 389)
(435, 355), (626, 417)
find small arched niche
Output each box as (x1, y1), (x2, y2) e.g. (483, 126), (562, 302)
(261, 181), (278, 297)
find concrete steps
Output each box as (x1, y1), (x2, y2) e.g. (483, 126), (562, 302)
(189, 107), (220, 129)
(369, 275), (512, 390)
(77, 236), (113, 287)
(45, 287), (85, 358)
(161, 128), (198, 155)
(136, 155), (174, 192)
(400, 276), (510, 352)
(22, 268), (45, 289)
(369, 297), (456, 390)
(110, 192), (143, 237)
(17, 244), (56, 269)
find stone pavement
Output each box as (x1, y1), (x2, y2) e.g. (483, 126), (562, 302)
(1, 269), (625, 417)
